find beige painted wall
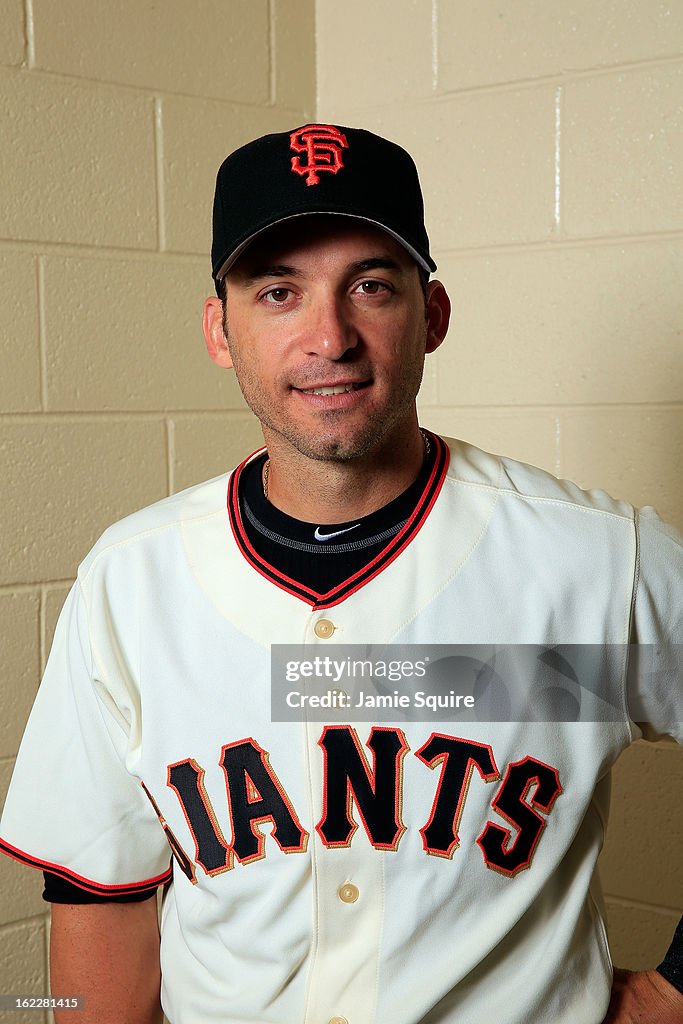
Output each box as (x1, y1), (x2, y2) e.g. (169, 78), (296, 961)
(0, 0), (680, 1013)
(0, 0), (314, 1017)
(317, 0), (682, 974)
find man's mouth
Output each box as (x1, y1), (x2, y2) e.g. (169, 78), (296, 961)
(296, 382), (368, 396)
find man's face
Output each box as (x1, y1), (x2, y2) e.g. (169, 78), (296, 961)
(205, 217), (448, 465)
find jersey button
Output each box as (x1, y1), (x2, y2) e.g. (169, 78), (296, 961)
(329, 1017), (348, 1024)
(314, 618), (335, 639)
(338, 883), (359, 904)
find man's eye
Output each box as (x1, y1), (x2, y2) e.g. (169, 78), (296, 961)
(355, 280), (389, 296)
(262, 287), (293, 304)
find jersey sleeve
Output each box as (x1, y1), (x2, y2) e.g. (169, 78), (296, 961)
(0, 579), (172, 896)
(626, 507), (683, 743)
(42, 870), (159, 904)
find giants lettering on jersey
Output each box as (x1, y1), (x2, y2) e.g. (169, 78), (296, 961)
(147, 728), (562, 884)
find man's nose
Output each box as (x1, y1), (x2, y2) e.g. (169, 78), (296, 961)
(303, 296), (358, 360)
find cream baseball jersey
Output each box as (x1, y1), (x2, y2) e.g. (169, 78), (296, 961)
(2, 435), (681, 1024)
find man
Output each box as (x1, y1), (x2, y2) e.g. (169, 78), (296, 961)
(1, 124), (681, 1023)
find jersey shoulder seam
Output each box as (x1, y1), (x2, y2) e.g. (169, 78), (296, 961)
(78, 506), (228, 588)
(440, 436), (634, 522)
(445, 475), (635, 523)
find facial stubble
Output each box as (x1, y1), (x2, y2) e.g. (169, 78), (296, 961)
(221, 302), (429, 464)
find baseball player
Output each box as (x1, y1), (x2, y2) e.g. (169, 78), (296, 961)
(1, 124), (682, 1024)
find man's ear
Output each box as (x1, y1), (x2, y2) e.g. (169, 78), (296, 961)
(202, 296), (233, 368)
(424, 280), (451, 354)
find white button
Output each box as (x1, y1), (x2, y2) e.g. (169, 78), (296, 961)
(329, 1017), (348, 1024)
(314, 618), (335, 639)
(338, 883), (359, 904)
(329, 688), (349, 705)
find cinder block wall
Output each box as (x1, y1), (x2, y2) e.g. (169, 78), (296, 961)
(1, 0), (681, 1009)
(0, 1), (314, 1016)
(316, 0), (683, 971)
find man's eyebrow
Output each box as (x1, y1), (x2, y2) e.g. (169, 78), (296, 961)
(351, 257), (405, 274)
(234, 256), (406, 286)
(236, 264), (302, 285)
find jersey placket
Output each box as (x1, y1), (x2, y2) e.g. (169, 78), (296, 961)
(301, 610), (383, 1024)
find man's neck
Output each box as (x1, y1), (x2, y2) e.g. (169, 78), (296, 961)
(261, 429), (427, 524)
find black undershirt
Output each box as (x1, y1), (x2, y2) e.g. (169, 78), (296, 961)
(40, 443), (683, 997)
(239, 440), (437, 595)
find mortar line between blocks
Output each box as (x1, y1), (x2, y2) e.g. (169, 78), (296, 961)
(0, 409), (272, 424)
(605, 894), (683, 915)
(37, 257), (47, 412)
(554, 85), (562, 233)
(426, 53), (683, 100)
(434, 229), (683, 257)
(1, 230), (682, 264)
(431, 0), (439, 92)
(39, 584), (47, 678)
(554, 416), (562, 478)
(23, 0), (35, 67)
(0, 63), (307, 112)
(154, 98), (166, 252)
(166, 417), (176, 495)
(0, 912), (53, 932)
(267, 0), (276, 105)
(0, 580), (74, 595)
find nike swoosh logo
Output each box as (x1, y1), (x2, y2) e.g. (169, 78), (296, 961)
(314, 524), (361, 542)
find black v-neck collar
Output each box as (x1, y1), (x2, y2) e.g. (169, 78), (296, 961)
(227, 431), (449, 610)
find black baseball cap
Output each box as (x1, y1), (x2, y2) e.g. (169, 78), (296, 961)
(211, 123), (436, 289)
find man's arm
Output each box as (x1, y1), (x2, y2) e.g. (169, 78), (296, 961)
(50, 900), (163, 1024)
(603, 915), (683, 1022)
(603, 967), (683, 1023)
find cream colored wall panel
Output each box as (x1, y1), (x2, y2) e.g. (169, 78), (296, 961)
(0, 254), (40, 412)
(172, 414), (264, 493)
(560, 407), (683, 531)
(162, 97), (304, 256)
(342, 90), (556, 250)
(0, 594), (40, 759)
(419, 405), (558, 474)
(564, 65), (683, 237)
(31, 0), (269, 103)
(436, 243), (683, 406)
(316, 0), (433, 108)
(0, 70), (156, 248)
(426, 404), (558, 468)
(600, 742), (683, 908)
(0, 0), (25, 67)
(44, 256), (243, 411)
(0, 762), (45, 926)
(42, 586), (72, 672)
(438, 1), (683, 92)
(0, 419), (167, 585)
(273, 0), (316, 114)
(0, 919), (47, 1022)
(605, 900), (680, 971)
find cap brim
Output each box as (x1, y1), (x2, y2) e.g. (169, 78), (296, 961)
(213, 210), (436, 280)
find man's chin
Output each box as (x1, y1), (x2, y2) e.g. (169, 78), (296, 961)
(272, 429), (381, 464)
(294, 440), (373, 463)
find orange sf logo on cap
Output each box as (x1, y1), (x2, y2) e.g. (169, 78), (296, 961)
(289, 124), (349, 186)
